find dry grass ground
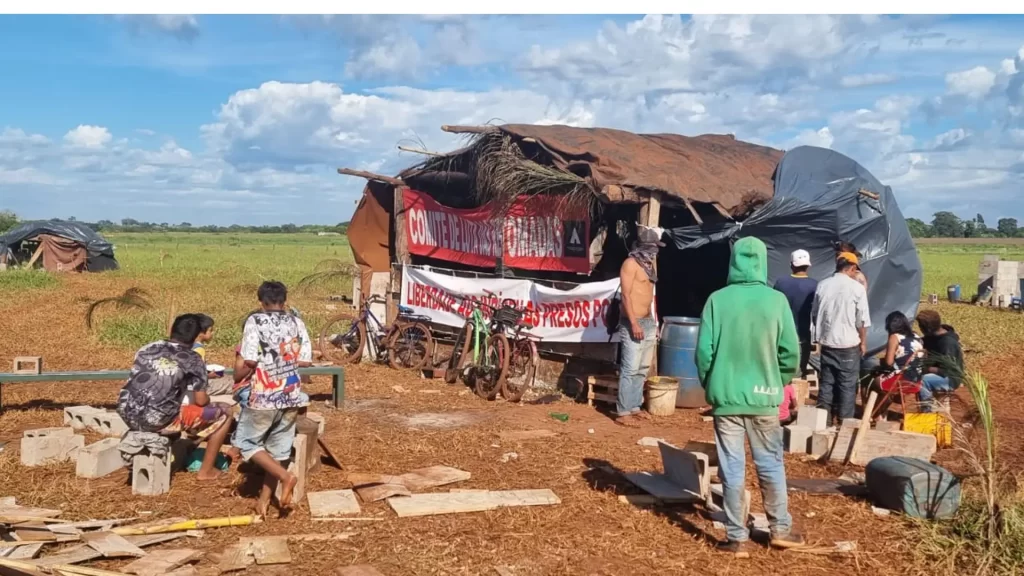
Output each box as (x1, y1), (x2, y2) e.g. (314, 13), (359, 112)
(1, 235), (1022, 575)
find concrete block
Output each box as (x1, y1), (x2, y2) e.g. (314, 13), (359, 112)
(784, 425), (813, 454)
(810, 430), (837, 457)
(842, 418), (862, 429)
(132, 454), (172, 495)
(12, 356), (42, 374)
(306, 412), (326, 436)
(64, 406), (104, 431)
(20, 434), (85, 466)
(659, 441), (710, 500)
(76, 438), (126, 478)
(23, 427), (75, 438)
(796, 406), (828, 431)
(875, 420), (901, 432)
(87, 412), (129, 437)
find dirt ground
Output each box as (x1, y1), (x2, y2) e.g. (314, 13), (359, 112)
(1, 277), (1018, 576)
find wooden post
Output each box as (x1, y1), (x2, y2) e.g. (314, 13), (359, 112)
(390, 186), (412, 325)
(638, 192), (662, 379)
(847, 391), (878, 465)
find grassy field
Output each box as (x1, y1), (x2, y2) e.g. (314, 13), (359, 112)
(917, 240), (1024, 298)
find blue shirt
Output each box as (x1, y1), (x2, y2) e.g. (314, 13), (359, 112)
(774, 274), (818, 342)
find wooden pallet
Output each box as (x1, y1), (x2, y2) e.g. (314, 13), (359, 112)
(586, 375), (619, 407)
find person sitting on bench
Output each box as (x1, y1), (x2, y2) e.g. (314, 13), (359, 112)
(116, 314), (235, 481)
(915, 309), (964, 412)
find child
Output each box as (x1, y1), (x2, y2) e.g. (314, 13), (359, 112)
(778, 381), (798, 426)
(188, 314), (234, 398)
(116, 314), (234, 482)
(231, 281), (313, 517)
(193, 314), (215, 362)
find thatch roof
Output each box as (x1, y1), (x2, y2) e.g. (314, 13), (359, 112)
(339, 123), (784, 216)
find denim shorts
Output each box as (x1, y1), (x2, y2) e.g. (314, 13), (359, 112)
(231, 407), (298, 462)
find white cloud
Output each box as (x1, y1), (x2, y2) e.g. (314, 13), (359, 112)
(840, 73), (898, 88)
(63, 125), (112, 149)
(945, 65), (997, 99)
(116, 15), (200, 41)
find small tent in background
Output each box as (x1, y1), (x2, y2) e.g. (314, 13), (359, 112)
(0, 221), (118, 272)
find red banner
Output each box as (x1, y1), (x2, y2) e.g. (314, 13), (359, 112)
(402, 188), (590, 273)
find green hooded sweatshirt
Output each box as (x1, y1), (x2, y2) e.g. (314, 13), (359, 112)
(696, 237), (800, 416)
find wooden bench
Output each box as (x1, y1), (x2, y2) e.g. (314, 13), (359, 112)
(0, 366), (346, 412)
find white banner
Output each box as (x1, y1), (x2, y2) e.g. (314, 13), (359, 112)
(400, 266), (622, 343)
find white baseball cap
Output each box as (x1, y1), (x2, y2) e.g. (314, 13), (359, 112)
(791, 249), (811, 267)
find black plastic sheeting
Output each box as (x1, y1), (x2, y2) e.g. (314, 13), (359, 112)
(0, 220), (119, 271)
(664, 145), (922, 354)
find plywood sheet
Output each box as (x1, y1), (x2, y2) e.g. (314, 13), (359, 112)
(83, 531), (146, 558)
(307, 490), (361, 518)
(123, 549), (201, 576)
(388, 489), (560, 518)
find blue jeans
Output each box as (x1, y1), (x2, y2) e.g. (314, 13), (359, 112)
(818, 346), (860, 422)
(616, 316), (657, 416)
(919, 373), (954, 413)
(714, 415), (793, 543)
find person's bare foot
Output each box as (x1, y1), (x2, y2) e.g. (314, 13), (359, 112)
(633, 411), (653, 421)
(614, 416), (640, 428)
(278, 473), (298, 508)
(255, 499), (270, 519)
(196, 470), (227, 482)
(223, 446), (242, 461)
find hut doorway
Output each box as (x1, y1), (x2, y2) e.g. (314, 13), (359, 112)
(655, 240), (731, 320)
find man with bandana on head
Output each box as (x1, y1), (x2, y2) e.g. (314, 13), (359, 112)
(614, 225), (664, 427)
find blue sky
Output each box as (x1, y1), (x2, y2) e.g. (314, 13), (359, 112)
(1, 14), (1023, 225)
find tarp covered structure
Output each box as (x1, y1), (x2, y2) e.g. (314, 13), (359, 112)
(0, 221), (119, 272)
(665, 146), (922, 353)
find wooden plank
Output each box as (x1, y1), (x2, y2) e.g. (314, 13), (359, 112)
(336, 567), (385, 576)
(0, 506), (62, 521)
(829, 426), (856, 463)
(622, 472), (702, 503)
(4, 544), (43, 561)
(10, 530), (55, 543)
(847, 391), (877, 465)
(682, 197), (703, 225)
(50, 565), (124, 576)
(355, 483), (411, 503)
(849, 430), (937, 466)
(306, 490), (361, 518)
(0, 557), (47, 576)
(317, 438), (343, 470)
(31, 532), (186, 568)
(83, 531), (146, 558)
(388, 489), (561, 518)
(122, 549), (202, 576)
(399, 466), (471, 491)
(243, 537), (291, 565)
(212, 543), (253, 573)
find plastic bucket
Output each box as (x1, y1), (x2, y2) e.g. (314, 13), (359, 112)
(645, 376), (679, 416)
(947, 284), (961, 302)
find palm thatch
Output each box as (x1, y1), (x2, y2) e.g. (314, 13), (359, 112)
(84, 287), (154, 330)
(297, 259), (356, 291)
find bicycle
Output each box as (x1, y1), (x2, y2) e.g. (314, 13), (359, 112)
(444, 299), (510, 400)
(479, 290), (541, 403)
(319, 295), (435, 370)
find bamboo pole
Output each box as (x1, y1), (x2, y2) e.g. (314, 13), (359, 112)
(440, 124), (496, 134)
(397, 145), (443, 156)
(112, 515), (262, 536)
(336, 168), (404, 187)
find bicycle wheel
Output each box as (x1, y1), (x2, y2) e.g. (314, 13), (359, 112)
(319, 315), (366, 364)
(475, 333), (509, 401)
(388, 322), (434, 370)
(445, 324), (473, 384)
(501, 338), (538, 402)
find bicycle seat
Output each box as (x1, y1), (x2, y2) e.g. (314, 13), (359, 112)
(398, 305), (415, 315)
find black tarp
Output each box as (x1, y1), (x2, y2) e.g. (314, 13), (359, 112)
(0, 221), (119, 271)
(664, 145), (922, 354)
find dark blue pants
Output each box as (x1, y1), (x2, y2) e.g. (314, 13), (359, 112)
(817, 346), (860, 422)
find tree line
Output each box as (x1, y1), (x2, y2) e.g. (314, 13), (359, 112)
(906, 212), (1023, 238)
(0, 212), (348, 235)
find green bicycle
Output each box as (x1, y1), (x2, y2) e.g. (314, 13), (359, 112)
(444, 300), (509, 400)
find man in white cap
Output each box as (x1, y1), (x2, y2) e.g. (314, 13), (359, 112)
(773, 249), (818, 376)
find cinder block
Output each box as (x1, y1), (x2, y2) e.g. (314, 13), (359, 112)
(76, 438), (125, 478)
(20, 434), (85, 466)
(64, 406), (104, 431)
(306, 412), (326, 436)
(132, 454), (172, 495)
(842, 418), (862, 429)
(87, 412), (129, 437)
(12, 356), (42, 374)
(784, 425), (813, 454)
(796, 406), (828, 431)
(810, 430), (837, 457)
(23, 427), (75, 438)
(875, 420), (901, 432)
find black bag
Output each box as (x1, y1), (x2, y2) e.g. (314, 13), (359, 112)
(605, 291), (622, 337)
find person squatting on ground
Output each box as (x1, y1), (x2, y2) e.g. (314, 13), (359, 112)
(614, 225), (665, 428)
(916, 309), (964, 413)
(116, 313), (234, 482)
(231, 280), (313, 517)
(696, 237), (805, 555)
(812, 252), (871, 424)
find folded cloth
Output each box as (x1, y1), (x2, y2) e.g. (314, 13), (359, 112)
(118, 431), (171, 466)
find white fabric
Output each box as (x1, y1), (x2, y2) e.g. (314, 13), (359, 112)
(811, 272), (871, 349)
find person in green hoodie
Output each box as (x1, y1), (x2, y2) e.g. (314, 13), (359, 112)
(696, 237), (805, 555)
